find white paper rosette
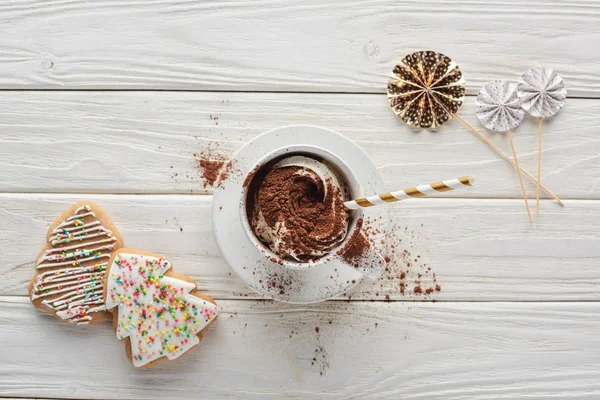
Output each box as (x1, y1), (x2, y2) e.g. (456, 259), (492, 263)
(476, 80), (524, 132)
(517, 67), (567, 119)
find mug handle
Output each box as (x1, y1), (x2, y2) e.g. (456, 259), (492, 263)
(338, 229), (385, 279)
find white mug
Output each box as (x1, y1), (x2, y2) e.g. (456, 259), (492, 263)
(239, 144), (385, 279)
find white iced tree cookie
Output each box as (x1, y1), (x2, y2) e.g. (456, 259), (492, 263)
(104, 249), (219, 368)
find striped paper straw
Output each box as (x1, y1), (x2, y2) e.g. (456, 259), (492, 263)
(344, 176), (475, 210)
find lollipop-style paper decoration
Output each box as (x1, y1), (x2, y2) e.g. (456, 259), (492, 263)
(476, 80), (525, 132)
(477, 80), (532, 223)
(386, 50), (563, 207)
(518, 68), (567, 215)
(387, 50), (465, 128)
(518, 68), (566, 118)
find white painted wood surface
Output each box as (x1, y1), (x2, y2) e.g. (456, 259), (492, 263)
(0, 92), (598, 199)
(0, 0), (599, 96)
(2, 194), (600, 301)
(2, 297), (600, 399)
(1, 1), (599, 399)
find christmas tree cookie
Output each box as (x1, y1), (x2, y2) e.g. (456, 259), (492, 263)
(29, 200), (124, 325)
(104, 249), (219, 368)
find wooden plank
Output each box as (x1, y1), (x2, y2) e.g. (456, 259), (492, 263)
(0, 92), (598, 198)
(0, 1), (599, 96)
(1, 297), (599, 399)
(2, 193), (599, 301)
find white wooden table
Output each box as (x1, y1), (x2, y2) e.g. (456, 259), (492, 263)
(1, 1), (599, 398)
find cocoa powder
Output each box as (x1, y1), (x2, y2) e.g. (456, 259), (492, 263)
(338, 218), (369, 268)
(250, 163), (348, 261)
(344, 220), (442, 300)
(195, 153), (232, 188)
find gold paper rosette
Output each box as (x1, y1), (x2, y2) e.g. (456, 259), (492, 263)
(388, 50), (465, 128)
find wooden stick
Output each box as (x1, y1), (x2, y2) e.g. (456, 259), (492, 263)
(453, 113), (564, 207)
(536, 117), (543, 216)
(507, 130), (533, 224)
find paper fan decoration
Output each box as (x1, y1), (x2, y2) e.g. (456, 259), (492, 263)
(476, 80), (532, 223)
(517, 67), (566, 119)
(476, 80), (524, 132)
(387, 50), (465, 128)
(517, 67), (567, 216)
(385, 50), (562, 207)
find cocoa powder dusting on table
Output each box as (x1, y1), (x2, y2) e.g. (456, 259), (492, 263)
(195, 152), (233, 188)
(346, 220), (441, 300)
(198, 158), (223, 186)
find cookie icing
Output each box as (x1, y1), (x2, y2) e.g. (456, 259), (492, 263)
(31, 205), (118, 325)
(105, 252), (219, 367)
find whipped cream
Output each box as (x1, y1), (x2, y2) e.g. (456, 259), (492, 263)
(250, 156), (349, 262)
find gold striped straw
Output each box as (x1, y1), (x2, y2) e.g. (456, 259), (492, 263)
(344, 176), (475, 210)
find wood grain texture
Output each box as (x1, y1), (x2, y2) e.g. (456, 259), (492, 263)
(0, 91), (598, 199)
(0, 1), (598, 397)
(0, 1), (599, 95)
(2, 194), (599, 301)
(1, 296), (599, 399)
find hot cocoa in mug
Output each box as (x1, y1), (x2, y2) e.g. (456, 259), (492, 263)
(240, 145), (385, 277)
